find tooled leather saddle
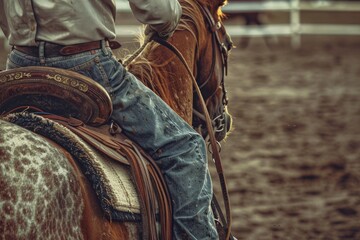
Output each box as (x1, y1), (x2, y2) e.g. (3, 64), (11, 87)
(0, 66), (112, 125)
(0, 66), (171, 240)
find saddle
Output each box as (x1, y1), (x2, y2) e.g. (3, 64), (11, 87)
(0, 66), (171, 240)
(0, 66), (112, 125)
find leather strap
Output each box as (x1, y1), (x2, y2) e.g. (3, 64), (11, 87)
(152, 36), (233, 239)
(60, 40), (120, 55)
(14, 40), (121, 57)
(40, 114), (172, 240)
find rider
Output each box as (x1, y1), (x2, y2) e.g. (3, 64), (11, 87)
(0, 0), (219, 239)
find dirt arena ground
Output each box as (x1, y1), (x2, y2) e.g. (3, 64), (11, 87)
(211, 35), (360, 240)
(1, 34), (359, 240)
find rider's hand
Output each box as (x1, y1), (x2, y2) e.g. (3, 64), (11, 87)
(144, 25), (175, 42)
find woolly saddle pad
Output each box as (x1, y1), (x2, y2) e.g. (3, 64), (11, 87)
(3, 112), (141, 221)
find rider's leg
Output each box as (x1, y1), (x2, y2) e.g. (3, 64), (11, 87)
(6, 43), (219, 240)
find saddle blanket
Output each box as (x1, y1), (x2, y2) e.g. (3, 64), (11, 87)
(3, 112), (141, 221)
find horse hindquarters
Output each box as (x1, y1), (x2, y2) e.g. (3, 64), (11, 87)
(0, 120), (84, 239)
(0, 120), (134, 239)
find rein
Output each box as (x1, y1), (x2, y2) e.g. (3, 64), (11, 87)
(151, 3), (234, 238)
(152, 36), (232, 240)
(192, 3), (233, 136)
(122, 3), (234, 238)
(195, 2), (233, 108)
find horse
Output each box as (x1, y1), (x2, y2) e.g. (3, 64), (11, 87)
(128, 0), (233, 140)
(0, 0), (233, 239)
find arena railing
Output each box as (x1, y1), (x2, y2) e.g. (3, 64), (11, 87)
(221, 0), (360, 48)
(1, 1), (359, 49)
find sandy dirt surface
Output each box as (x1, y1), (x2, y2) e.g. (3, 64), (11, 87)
(1, 33), (359, 240)
(210, 36), (360, 240)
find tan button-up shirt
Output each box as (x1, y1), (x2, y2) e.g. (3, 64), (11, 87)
(0, 0), (181, 46)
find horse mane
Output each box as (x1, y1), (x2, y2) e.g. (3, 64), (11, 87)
(127, 0), (211, 120)
(197, 0), (228, 20)
(126, 0), (227, 122)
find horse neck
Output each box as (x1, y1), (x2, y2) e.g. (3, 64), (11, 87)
(182, 0), (223, 101)
(127, 0), (220, 124)
(128, 5), (204, 124)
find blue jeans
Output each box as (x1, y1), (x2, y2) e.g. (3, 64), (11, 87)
(7, 41), (218, 240)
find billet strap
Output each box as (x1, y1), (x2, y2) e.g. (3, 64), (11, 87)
(152, 36), (232, 239)
(40, 114), (172, 240)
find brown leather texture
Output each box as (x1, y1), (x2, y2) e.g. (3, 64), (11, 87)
(0, 66), (113, 126)
(43, 114), (172, 240)
(14, 40), (121, 57)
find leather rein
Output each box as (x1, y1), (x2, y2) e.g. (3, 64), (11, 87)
(192, 3), (233, 130)
(151, 4), (233, 239)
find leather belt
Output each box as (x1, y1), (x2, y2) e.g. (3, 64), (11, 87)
(14, 40), (121, 57)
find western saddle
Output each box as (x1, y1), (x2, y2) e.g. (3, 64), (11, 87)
(0, 66), (171, 240)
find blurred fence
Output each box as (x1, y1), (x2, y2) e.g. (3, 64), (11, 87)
(1, 0), (360, 49)
(222, 0), (360, 47)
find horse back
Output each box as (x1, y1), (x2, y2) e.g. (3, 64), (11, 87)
(0, 120), (135, 239)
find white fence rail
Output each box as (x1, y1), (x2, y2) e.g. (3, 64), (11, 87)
(221, 0), (360, 47)
(1, 1), (360, 49)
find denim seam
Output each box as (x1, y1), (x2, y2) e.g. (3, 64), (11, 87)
(6, 57), (22, 69)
